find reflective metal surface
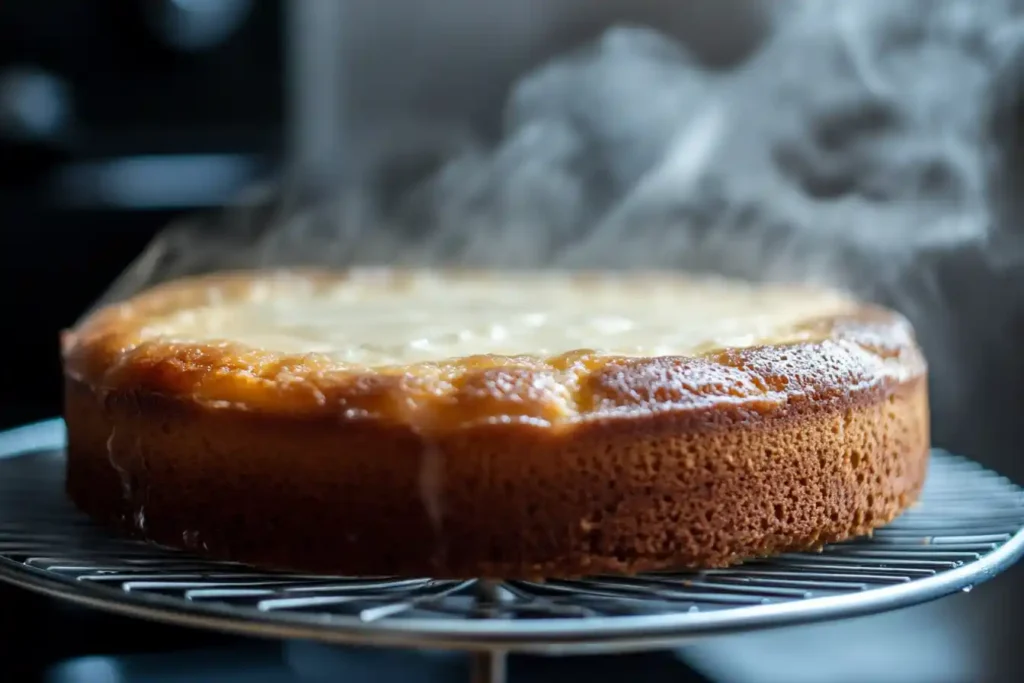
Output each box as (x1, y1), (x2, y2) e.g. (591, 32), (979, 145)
(0, 419), (1020, 661)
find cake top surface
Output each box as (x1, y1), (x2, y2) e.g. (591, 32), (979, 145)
(122, 269), (857, 366)
(62, 269), (923, 425)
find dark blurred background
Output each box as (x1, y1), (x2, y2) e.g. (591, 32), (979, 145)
(0, 0), (281, 430)
(0, 0), (284, 678)
(2, 0), (1024, 681)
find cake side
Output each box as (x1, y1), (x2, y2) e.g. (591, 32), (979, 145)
(64, 369), (929, 579)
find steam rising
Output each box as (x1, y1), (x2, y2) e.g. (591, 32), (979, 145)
(99, 0), (1024, 460)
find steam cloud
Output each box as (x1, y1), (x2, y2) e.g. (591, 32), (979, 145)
(100, 0), (1024, 465)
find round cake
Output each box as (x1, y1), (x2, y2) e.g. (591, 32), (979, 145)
(61, 269), (930, 579)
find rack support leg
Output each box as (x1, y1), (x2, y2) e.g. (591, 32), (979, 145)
(470, 650), (507, 683)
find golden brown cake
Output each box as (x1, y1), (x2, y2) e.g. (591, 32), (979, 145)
(61, 269), (930, 579)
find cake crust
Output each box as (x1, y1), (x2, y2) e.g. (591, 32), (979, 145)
(62, 270), (930, 579)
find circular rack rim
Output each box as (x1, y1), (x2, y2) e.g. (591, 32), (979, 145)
(0, 418), (1022, 654)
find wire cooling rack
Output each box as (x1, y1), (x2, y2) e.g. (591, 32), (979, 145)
(1, 420), (1023, 683)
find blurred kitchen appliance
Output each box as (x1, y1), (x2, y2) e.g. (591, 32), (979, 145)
(0, 0), (282, 429)
(0, 3), (283, 679)
(283, 0), (773, 188)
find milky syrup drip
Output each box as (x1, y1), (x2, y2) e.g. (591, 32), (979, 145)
(136, 271), (857, 366)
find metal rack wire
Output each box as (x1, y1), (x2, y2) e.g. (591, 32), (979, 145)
(1, 419), (1022, 683)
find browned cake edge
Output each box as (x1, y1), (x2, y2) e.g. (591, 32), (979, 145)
(61, 271), (930, 579)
